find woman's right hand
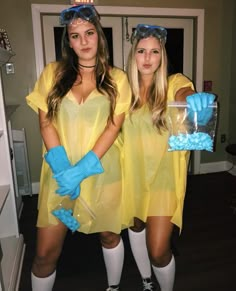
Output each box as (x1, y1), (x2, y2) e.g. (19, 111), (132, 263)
(54, 151), (104, 200)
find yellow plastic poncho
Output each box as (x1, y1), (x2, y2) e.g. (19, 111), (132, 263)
(26, 62), (132, 234)
(121, 73), (194, 232)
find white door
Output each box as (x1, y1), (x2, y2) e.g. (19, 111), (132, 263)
(42, 15), (193, 77)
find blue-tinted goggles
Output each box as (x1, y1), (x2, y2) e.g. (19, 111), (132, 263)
(131, 24), (167, 44)
(59, 5), (99, 25)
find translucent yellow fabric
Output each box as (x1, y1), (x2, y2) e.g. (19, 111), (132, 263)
(26, 62), (132, 234)
(121, 73), (194, 232)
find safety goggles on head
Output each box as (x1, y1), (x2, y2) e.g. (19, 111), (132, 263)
(131, 24), (167, 44)
(59, 5), (99, 26)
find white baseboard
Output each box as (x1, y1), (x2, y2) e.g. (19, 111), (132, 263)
(228, 166), (236, 176)
(200, 161), (236, 176)
(200, 161), (231, 174)
(31, 182), (40, 195)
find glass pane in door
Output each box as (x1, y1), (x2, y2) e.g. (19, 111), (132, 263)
(166, 28), (184, 74)
(54, 27), (63, 61)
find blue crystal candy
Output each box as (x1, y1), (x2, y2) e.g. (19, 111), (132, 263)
(52, 207), (80, 232)
(168, 132), (213, 151)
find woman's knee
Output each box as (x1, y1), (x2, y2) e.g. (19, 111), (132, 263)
(34, 244), (62, 267)
(146, 216), (173, 266)
(130, 217), (145, 232)
(100, 232), (121, 248)
(34, 225), (66, 267)
(148, 246), (172, 267)
(32, 247), (61, 277)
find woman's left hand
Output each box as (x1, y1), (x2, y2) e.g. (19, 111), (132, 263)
(54, 151), (104, 200)
(186, 92), (216, 125)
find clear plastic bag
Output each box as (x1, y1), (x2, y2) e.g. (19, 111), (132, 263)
(52, 196), (96, 232)
(167, 101), (218, 151)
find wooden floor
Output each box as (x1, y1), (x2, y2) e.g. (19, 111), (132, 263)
(19, 171), (236, 291)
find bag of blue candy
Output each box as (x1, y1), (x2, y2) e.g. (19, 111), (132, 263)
(52, 196), (96, 232)
(167, 101), (218, 152)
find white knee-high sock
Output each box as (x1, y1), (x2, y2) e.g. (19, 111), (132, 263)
(128, 228), (151, 279)
(31, 270), (56, 291)
(152, 255), (175, 291)
(102, 238), (124, 286)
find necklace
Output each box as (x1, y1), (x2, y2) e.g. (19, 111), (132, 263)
(79, 63), (96, 68)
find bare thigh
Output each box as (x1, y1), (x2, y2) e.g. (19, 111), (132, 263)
(146, 216), (174, 267)
(32, 222), (68, 277)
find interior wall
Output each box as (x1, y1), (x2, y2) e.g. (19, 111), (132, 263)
(0, 0), (235, 182)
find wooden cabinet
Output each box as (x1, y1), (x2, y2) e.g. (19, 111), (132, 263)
(0, 48), (25, 291)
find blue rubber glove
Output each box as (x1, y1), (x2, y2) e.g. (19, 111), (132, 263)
(186, 92), (215, 126)
(54, 151), (104, 200)
(44, 145), (80, 198)
(44, 145), (71, 174)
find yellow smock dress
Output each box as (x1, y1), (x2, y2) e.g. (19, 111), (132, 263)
(26, 62), (131, 234)
(121, 73), (194, 232)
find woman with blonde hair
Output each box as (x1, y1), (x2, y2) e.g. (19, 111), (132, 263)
(122, 24), (215, 291)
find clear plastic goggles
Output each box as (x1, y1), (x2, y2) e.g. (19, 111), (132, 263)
(131, 24), (167, 44)
(59, 5), (99, 25)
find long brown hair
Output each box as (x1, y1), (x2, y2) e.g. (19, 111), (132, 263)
(46, 10), (117, 122)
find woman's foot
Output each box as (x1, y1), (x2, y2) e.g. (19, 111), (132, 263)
(142, 278), (158, 291)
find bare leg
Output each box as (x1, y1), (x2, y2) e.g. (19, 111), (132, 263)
(146, 216), (175, 291)
(32, 222), (68, 277)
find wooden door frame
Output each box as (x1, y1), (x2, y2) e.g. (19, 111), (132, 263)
(31, 4), (204, 174)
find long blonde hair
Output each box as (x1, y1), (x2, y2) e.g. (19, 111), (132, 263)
(127, 36), (168, 132)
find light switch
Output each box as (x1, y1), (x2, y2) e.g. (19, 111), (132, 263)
(203, 80), (212, 92)
(5, 62), (15, 74)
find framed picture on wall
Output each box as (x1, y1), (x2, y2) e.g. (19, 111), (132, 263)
(0, 29), (12, 51)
